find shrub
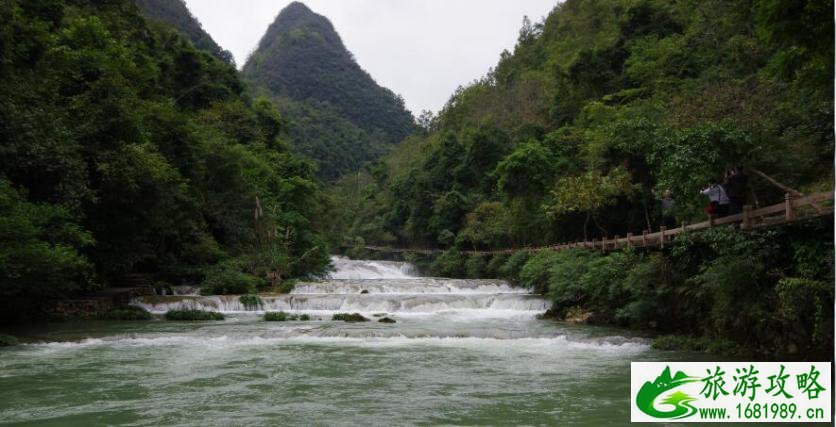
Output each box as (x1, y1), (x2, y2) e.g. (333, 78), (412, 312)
(332, 313), (369, 322)
(614, 254), (669, 327)
(485, 253), (509, 278)
(464, 255), (488, 278)
(576, 251), (635, 315)
(277, 279), (297, 294)
(518, 251), (563, 293)
(775, 277), (834, 352)
(0, 334), (19, 347)
(265, 311), (289, 321)
(239, 294), (263, 310)
(201, 267), (265, 295)
(100, 306), (153, 321)
(498, 251), (529, 281)
(265, 312), (311, 321)
(546, 250), (597, 307)
(165, 309), (224, 321)
(431, 249), (466, 278)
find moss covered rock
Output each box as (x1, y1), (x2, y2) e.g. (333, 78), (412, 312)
(332, 313), (369, 322)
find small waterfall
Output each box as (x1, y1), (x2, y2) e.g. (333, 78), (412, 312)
(327, 256), (417, 279)
(132, 293), (549, 314)
(132, 257), (551, 315)
(292, 278), (527, 294)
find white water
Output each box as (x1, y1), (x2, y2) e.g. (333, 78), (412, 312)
(3, 257), (659, 425)
(133, 256), (550, 316)
(327, 256), (417, 279)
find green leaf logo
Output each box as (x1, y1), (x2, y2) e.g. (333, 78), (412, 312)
(636, 366), (700, 419)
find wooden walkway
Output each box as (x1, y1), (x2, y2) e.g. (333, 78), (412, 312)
(363, 192), (834, 256)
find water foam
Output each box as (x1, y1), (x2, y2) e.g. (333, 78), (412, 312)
(24, 333), (649, 354)
(292, 278), (527, 294)
(132, 293), (550, 314)
(327, 256), (417, 279)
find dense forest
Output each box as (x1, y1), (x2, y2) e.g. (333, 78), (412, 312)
(135, 0), (234, 65)
(243, 2), (416, 181)
(330, 0), (834, 357)
(0, 0), (831, 356)
(331, 0), (832, 249)
(0, 0), (331, 318)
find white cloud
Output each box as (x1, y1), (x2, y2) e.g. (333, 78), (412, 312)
(182, 0), (557, 114)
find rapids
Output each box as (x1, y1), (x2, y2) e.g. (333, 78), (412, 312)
(0, 256), (693, 425)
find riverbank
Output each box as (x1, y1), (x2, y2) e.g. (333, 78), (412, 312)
(346, 219), (834, 360)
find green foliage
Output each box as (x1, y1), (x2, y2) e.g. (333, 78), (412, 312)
(277, 279), (297, 294)
(0, 334), (19, 347)
(0, 180), (95, 299)
(165, 309), (224, 321)
(499, 251), (529, 281)
(464, 255), (488, 279)
(544, 250), (600, 308)
(0, 0), (331, 308)
(242, 2), (415, 180)
(264, 311), (288, 321)
(135, 0), (235, 64)
(485, 254), (509, 278)
(518, 251), (564, 293)
(332, 313), (369, 322)
(546, 168), (635, 217)
(201, 265), (265, 296)
(264, 311), (309, 321)
(457, 202), (512, 248)
(430, 249), (466, 278)
(329, 0), (833, 250)
(775, 278), (833, 349)
(239, 294), (263, 311)
(650, 121), (755, 212)
(100, 306), (153, 321)
(525, 223), (833, 357)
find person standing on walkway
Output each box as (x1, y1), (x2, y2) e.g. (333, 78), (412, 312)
(659, 189), (676, 228)
(723, 167), (748, 215)
(701, 183), (730, 218)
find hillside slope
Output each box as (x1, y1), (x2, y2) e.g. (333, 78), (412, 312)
(329, 0), (833, 248)
(0, 0), (330, 311)
(135, 0), (234, 64)
(243, 2), (415, 180)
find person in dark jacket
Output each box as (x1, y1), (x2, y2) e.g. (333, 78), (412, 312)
(723, 167), (748, 215)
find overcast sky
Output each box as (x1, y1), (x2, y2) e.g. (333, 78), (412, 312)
(183, 0), (557, 115)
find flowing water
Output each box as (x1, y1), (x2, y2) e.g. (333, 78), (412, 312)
(0, 257), (699, 426)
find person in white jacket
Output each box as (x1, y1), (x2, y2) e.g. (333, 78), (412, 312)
(701, 184), (730, 217)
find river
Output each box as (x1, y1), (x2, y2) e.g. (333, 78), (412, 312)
(0, 257), (699, 425)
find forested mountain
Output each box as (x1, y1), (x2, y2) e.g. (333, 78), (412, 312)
(243, 2), (416, 181)
(135, 0), (234, 65)
(0, 0), (330, 313)
(322, 0), (833, 357)
(330, 0), (834, 249)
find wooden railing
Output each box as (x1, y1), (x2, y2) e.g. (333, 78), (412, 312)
(363, 191), (833, 256)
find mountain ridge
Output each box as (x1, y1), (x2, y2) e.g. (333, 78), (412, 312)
(135, 0), (235, 65)
(243, 2), (416, 180)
